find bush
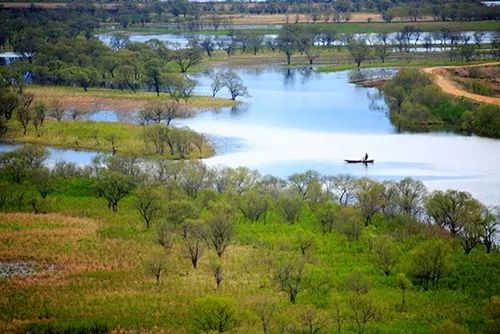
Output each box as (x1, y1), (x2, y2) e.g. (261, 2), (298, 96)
(190, 296), (240, 333)
(24, 320), (109, 334)
(472, 104), (500, 138)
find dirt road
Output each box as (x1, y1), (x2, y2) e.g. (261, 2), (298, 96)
(423, 62), (500, 106)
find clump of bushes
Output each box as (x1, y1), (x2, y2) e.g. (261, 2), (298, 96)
(382, 69), (500, 138)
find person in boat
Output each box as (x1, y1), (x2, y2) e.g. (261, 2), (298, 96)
(363, 153), (368, 161)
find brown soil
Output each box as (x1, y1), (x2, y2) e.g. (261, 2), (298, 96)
(210, 13), (433, 24)
(423, 62), (500, 106)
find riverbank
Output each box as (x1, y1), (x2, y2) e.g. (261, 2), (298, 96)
(3, 119), (214, 159)
(423, 62), (500, 105)
(381, 67), (500, 138)
(26, 85), (236, 113)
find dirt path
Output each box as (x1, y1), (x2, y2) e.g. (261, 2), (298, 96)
(423, 62), (500, 106)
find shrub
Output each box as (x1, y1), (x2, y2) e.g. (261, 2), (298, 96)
(191, 296), (240, 333)
(24, 320), (109, 334)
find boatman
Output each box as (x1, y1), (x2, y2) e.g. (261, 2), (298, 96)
(363, 153), (368, 161)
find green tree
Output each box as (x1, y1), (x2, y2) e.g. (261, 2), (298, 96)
(396, 273), (412, 311)
(408, 239), (452, 290)
(356, 178), (386, 226)
(347, 293), (379, 334)
(371, 235), (400, 276)
(277, 25), (303, 65)
(314, 200), (339, 233)
(30, 167), (54, 199)
(93, 170), (134, 212)
(274, 259), (305, 303)
(426, 190), (486, 253)
(135, 186), (164, 229)
(238, 189), (269, 221)
(347, 38), (370, 68)
(172, 47), (203, 73)
(277, 192), (303, 224)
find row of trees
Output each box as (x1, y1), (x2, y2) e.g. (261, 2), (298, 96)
(4, 1), (496, 27)
(1, 146), (499, 332)
(3, 146), (495, 259)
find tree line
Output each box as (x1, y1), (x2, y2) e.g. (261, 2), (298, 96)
(2, 1), (498, 32)
(0, 145), (499, 332)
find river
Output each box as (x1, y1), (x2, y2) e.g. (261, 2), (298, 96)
(1, 67), (500, 205)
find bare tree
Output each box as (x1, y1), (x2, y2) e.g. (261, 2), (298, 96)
(305, 48), (320, 65)
(32, 102), (46, 133)
(208, 211), (234, 257)
(210, 71), (225, 97)
(201, 37), (215, 57)
(68, 107), (84, 121)
(274, 259), (304, 303)
(185, 224), (205, 268)
(254, 299), (277, 334)
(298, 305), (329, 334)
(211, 69), (249, 100)
(50, 100), (65, 122)
(347, 294), (379, 334)
(144, 252), (167, 284)
(156, 222), (174, 249)
(210, 261), (223, 289)
(322, 174), (357, 206)
(15, 93), (34, 135)
(481, 206), (499, 253)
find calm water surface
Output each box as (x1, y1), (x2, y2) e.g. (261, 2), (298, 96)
(1, 68), (500, 204)
(176, 68), (500, 205)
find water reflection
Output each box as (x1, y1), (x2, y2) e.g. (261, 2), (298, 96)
(181, 67), (500, 204)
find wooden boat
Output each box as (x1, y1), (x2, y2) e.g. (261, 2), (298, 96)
(344, 159), (374, 164)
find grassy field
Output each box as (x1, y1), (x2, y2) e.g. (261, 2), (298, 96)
(103, 20), (500, 36)
(0, 174), (498, 333)
(297, 20), (500, 34)
(3, 119), (214, 159)
(26, 85), (236, 112)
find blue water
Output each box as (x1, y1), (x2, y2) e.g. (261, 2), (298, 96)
(2, 68), (500, 204)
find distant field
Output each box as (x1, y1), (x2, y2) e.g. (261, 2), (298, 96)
(103, 20), (500, 37)
(26, 85), (235, 112)
(297, 20), (500, 34)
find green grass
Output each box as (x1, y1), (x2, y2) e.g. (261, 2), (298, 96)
(102, 20), (500, 36)
(26, 84), (236, 110)
(3, 119), (214, 159)
(0, 173), (498, 333)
